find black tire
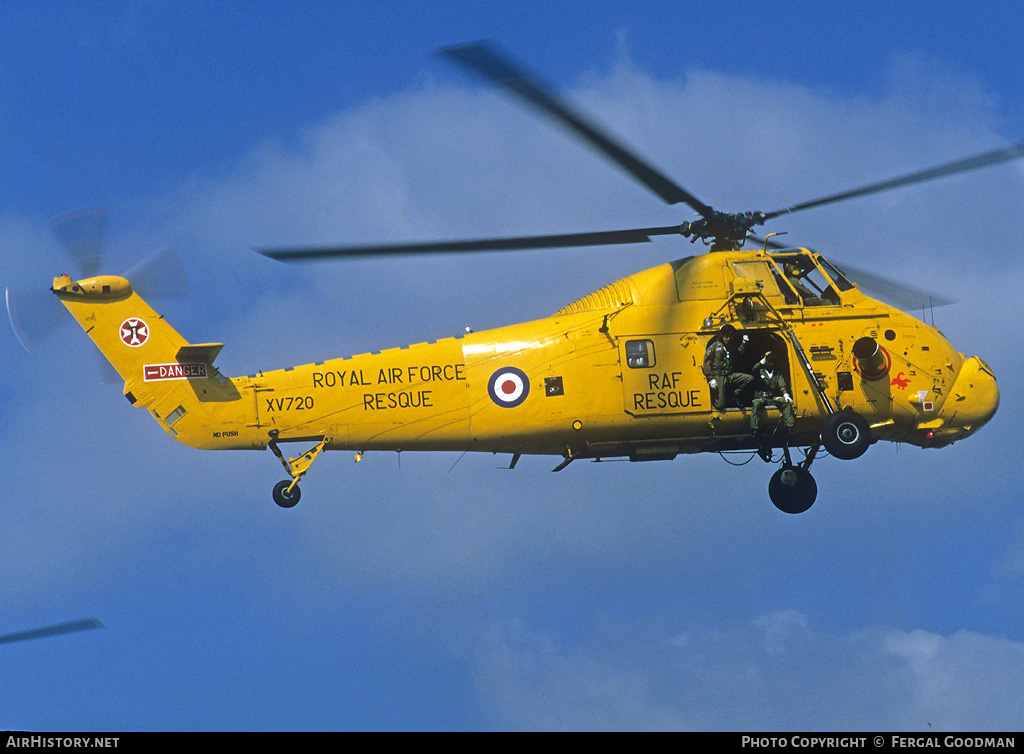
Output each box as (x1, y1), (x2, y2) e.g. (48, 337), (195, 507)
(273, 480), (301, 508)
(768, 466), (817, 514)
(821, 409), (871, 460)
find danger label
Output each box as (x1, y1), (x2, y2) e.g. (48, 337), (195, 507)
(144, 363), (208, 381)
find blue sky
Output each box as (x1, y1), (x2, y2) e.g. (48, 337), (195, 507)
(2, 0), (1024, 731)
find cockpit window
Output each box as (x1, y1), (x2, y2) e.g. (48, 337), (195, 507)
(817, 256), (855, 292)
(770, 254), (841, 306)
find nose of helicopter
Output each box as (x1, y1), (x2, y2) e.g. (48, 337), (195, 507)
(929, 357), (999, 444)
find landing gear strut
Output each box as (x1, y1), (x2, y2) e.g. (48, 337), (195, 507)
(268, 432), (329, 508)
(768, 444), (819, 514)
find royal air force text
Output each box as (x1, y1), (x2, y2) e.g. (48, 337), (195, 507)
(310, 364), (466, 411)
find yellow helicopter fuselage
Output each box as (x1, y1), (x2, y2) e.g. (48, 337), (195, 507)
(53, 248), (998, 474)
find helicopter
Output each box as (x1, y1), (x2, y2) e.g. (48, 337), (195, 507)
(50, 42), (1012, 514)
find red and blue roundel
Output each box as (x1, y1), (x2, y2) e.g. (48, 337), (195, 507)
(488, 367), (530, 408)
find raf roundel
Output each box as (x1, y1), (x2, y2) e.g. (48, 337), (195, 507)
(487, 366), (530, 408)
(119, 318), (149, 347)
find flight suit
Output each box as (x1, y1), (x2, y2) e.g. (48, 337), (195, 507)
(703, 337), (754, 410)
(750, 365), (795, 435)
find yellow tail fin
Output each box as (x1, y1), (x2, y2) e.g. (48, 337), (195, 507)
(53, 274), (190, 386)
(52, 274), (244, 446)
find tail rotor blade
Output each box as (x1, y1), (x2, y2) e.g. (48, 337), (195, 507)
(48, 208), (108, 278)
(125, 247), (188, 298)
(6, 287), (65, 352)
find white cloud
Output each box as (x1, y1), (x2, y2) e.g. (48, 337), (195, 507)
(885, 628), (1024, 730)
(472, 613), (1024, 730)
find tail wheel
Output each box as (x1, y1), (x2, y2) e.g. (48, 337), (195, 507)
(273, 480), (301, 508)
(821, 409), (871, 460)
(768, 466), (817, 514)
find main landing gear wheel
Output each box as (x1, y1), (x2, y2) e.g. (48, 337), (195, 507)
(768, 465), (817, 514)
(273, 480), (301, 508)
(820, 409), (871, 460)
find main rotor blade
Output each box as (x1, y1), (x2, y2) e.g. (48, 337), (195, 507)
(762, 141), (1024, 220)
(749, 236), (959, 310)
(833, 260), (958, 310)
(440, 41), (711, 214)
(0, 618), (103, 646)
(259, 225), (686, 262)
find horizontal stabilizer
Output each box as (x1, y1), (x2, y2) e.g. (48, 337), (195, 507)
(176, 342), (224, 365)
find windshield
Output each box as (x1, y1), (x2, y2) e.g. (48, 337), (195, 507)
(768, 251), (845, 306)
(816, 255), (855, 292)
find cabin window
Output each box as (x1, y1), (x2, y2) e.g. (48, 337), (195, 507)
(625, 340), (655, 368)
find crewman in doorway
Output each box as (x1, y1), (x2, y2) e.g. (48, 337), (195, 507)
(703, 324), (754, 411)
(750, 350), (795, 461)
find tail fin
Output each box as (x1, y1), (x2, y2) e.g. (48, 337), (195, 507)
(52, 274), (236, 441)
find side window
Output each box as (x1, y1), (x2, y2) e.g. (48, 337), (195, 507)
(625, 340), (656, 369)
(731, 261), (787, 300)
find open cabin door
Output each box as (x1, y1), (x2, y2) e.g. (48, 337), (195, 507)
(619, 330), (793, 417)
